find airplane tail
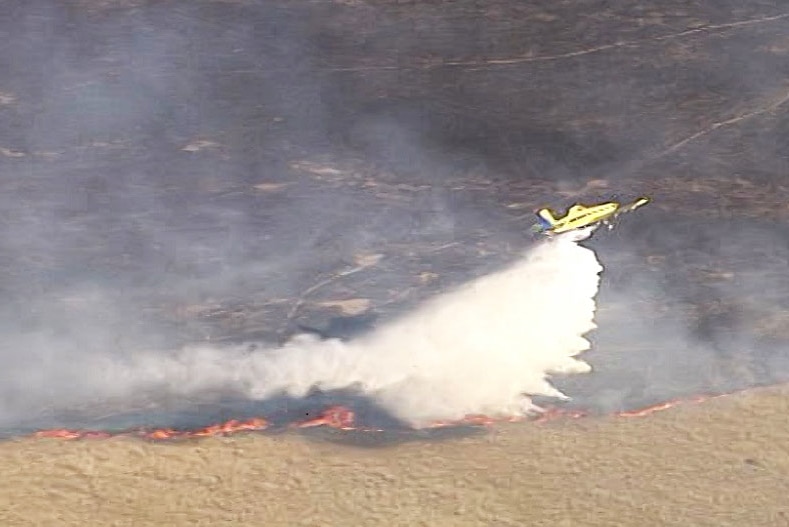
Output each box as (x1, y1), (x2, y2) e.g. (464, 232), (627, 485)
(536, 208), (557, 229)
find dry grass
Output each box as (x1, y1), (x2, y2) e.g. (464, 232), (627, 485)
(1, 386), (788, 526)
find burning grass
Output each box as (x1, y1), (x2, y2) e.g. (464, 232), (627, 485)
(24, 388), (745, 443)
(3, 384), (788, 527)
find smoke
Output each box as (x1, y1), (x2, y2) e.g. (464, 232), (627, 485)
(1, 1), (787, 431)
(11, 230), (598, 428)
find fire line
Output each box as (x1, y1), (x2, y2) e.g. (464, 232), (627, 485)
(23, 390), (743, 442)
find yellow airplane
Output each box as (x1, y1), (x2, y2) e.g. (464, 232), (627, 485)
(532, 196), (650, 236)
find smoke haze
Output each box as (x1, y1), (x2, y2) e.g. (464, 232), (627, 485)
(0, 230), (602, 428)
(121, 231), (601, 427)
(0, 1), (788, 431)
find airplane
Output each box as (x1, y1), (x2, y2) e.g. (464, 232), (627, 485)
(531, 196), (650, 236)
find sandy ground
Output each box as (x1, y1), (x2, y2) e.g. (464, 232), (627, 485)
(1, 387), (788, 526)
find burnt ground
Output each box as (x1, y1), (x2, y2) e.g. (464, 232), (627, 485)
(0, 0), (788, 434)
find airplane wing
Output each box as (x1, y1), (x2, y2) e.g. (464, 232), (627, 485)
(622, 197), (650, 213)
(611, 197), (649, 219)
(531, 196), (650, 237)
(600, 197), (650, 229)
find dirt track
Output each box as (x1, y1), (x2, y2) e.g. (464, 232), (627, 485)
(1, 386), (787, 526)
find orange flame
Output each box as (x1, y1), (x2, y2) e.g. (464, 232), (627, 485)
(615, 392), (729, 418)
(23, 389), (747, 441)
(191, 417), (269, 437)
(145, 428), (179, 440)
(33, 429), (86, 440)
(427, 414), (511, 428)
(616, 401), (677, 418)
(142, 417), (270, 440)
(293, 405), (356, 430)
(30, 417), (269, 442)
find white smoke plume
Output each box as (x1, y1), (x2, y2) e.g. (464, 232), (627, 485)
(119, 228), (603, 427)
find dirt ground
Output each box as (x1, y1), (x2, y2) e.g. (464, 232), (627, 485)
(1, 386), (787, 527)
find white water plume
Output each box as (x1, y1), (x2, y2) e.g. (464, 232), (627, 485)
(128, 228), (603, 427)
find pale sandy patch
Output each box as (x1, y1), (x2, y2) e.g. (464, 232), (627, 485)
(0, 385), (787, 526)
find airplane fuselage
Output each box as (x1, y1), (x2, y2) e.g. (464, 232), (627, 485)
(533, 196), (650, 236)
(548, 202), (619, 233)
